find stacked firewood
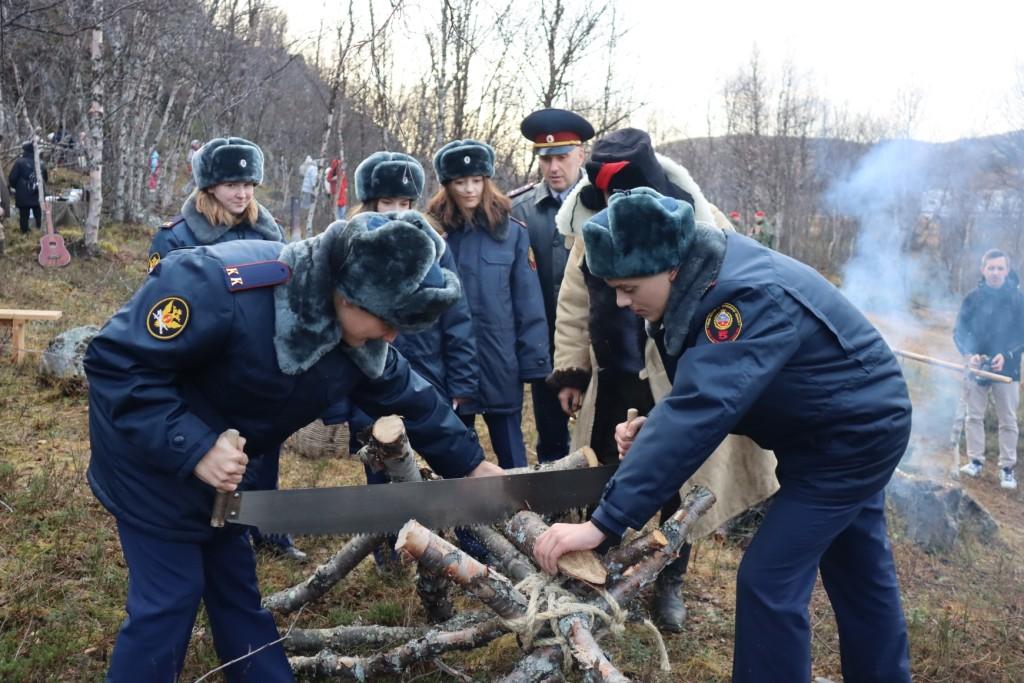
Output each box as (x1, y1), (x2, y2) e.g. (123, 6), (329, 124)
(262, 415), (716, 682)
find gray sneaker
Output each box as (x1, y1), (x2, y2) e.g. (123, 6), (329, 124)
(1000, 468), (1017, 490)
(961, 459), (983, 477)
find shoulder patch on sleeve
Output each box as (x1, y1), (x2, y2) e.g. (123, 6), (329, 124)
(223, 260), (292, 292)
(147, 296), (190, 340)
(160, 214), (185, 230)
(705, 302), (743, 343)
(148, 252), (161, 273)
(510, 215), (528, 229)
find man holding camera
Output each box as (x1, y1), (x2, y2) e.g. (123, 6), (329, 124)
(955, 248), (1024, 490)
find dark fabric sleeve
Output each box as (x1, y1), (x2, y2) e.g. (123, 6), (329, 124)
(149, 224), (184, 261)
(351, 347), (485, 478)
(438, 248), (479, 401)
(952, 295), (977, 356)
(591, 287), (802, 537)
(510, 223), (552, 381)
(84, 253), (233, 480)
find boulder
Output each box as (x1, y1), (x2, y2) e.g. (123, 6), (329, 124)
(886, 469), (999, 553)
(38, 325), (99, 387)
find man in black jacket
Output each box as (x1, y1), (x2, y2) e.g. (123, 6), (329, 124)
(7, 141), (48, 233)
(954, 249), (1024, 490)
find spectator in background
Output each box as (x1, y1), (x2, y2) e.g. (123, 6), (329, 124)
(326, 158), (349, 220)
(7, 141), (48, 233)
(955, 248), (1024, 490)
(182, 139), (202, 196)
(427, 139), (550, 469)
(147, 147), (160, 192)
(299, 155), (318, 216)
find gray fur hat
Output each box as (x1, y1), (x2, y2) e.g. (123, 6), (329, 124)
(355, 152), (425, 203)
(583, 187), (696, 279)
(193, 137), (264, 190)
(274, 212), (461, 378)
(433, 139), (495, 184)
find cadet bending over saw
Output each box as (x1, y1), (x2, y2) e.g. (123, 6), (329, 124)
(84, 213), (502, 682)
(534, 189), (913, 683)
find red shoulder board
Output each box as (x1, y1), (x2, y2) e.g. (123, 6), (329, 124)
(507, 182), (536, 199)
(510, 216), (528, 229)
(223, 260), (292, 292)
(160, 215), (185, 230)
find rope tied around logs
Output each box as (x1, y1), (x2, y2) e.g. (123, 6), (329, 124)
(499, 573), (671, 673)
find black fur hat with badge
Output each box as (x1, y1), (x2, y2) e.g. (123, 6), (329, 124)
(275, 211), (461, 378)
(192, 137), (264, 190)
(432, 139), (495, 184)
(355, 152), (425, 202)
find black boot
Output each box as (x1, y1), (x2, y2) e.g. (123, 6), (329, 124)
(652, 554), (688, 633)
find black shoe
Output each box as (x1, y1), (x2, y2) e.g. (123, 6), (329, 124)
(254, 535), (308, 563)
(651, 556), (687, 633)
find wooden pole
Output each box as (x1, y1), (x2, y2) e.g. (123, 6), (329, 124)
(893, 349), (1012, 383)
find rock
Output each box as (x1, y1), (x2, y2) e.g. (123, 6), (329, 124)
(886, 469), (999, 553)
(38, 325), (99, 387)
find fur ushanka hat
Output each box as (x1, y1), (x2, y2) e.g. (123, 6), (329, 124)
(192, 137), (264, 190)
(433, 139), (495, 184)
(582, 187), (697, 279)
(275, 211), (461, 377)
(355, 152), (425, 202)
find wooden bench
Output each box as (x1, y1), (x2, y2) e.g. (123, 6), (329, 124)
(0, 309), (63, 363)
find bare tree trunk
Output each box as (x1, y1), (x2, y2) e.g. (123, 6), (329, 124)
(84, 0), (104, 256)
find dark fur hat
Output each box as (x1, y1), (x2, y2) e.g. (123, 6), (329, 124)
(433, 139), (495, 184)
(579, 128), (693, 211)
(355, 152), (425, 202)
(274, 212), (460, 378)
(582, 187), (696, 279)
(192, 137), (264, 190)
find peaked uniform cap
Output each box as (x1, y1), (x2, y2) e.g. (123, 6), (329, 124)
(355, 152), (425, 202)
(582, 187), (696, 279)
(433, 139), (495, 184)
(192, 137), (264, 189)
(520, 108), (594, 156)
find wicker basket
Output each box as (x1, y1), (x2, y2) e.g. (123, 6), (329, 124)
(286, 419), (350, 459)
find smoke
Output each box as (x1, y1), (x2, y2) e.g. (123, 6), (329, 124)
(824, 139), (978, 480)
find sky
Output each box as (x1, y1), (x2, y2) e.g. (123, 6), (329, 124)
(275, 0), (1024, 143)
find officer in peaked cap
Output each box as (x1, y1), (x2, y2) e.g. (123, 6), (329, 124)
(511, 109), (594, 463)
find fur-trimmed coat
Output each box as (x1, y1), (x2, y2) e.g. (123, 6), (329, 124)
(550, 154), (779, 537)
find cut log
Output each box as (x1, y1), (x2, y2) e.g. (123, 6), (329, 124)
(505, 511), (607, 585)
(466, 524), (535, 583)
(563, 614), (630, 683)
(284, 624), (427, 655)
(497, 645), (565, 683)
(397, 520), (529, 619)
(263, 533), (380, 614)
(603, 530), (668, 573)
(504, 446), (599, 475)
(359, 414), (420, 483)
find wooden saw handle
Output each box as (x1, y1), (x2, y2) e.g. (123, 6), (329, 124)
(210, 428), (242, 528)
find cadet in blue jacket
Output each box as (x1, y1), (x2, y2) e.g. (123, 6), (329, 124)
(427, 139), (550, 469)
(85, 214), (503, 682)
(146, 137), (305, 560)
(534, 189), (912, 682)
(147, 137), (283, 272)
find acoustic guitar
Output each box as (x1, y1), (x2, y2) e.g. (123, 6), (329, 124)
(38, 200), (71, 268)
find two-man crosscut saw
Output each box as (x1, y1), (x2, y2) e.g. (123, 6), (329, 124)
(213, 465), (618, 535)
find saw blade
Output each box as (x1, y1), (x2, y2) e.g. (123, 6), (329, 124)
(224, 465), (616, 535)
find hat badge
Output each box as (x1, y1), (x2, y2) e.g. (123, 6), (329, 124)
(239, 159), (247, 168)
(463, 155), (471, 165)
(545, 134), (554, 143)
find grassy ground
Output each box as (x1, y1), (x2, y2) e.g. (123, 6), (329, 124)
(1, 222), (1023, 681)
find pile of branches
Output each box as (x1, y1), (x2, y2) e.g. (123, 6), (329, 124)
(262, 416), (716, 682)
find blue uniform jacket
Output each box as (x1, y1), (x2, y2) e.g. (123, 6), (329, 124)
(85, 240), (485, 542)
(592, 233), (912, 539)
(444, 216), (551, 413)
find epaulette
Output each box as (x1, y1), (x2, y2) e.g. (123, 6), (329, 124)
(223, 260), (292, 292)
(510, 215), (528, 229)
(160, 214), (185, 230)
(507, 182), (536, 200)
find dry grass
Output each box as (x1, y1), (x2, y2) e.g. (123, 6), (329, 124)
(1, 222), (1023, 681)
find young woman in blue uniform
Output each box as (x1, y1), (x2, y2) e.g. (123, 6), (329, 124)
(533, 189), (912, 682)
(426, 139), (550, 469)
(86, 214), (503, 682)
(146, 137), (308, 560)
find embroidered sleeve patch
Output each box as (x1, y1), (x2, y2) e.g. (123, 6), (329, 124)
(527, 246), (538, 271)
(148, 252), (161, 273)
(146, 296), (190, 340)
(705, 303), (742, 343)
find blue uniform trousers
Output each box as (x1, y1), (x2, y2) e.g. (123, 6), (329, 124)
(460, 411), (527, 469)
(530, 379), (569, 463)
(733, 490), (910, 683)
(107, 521), (293, 683)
